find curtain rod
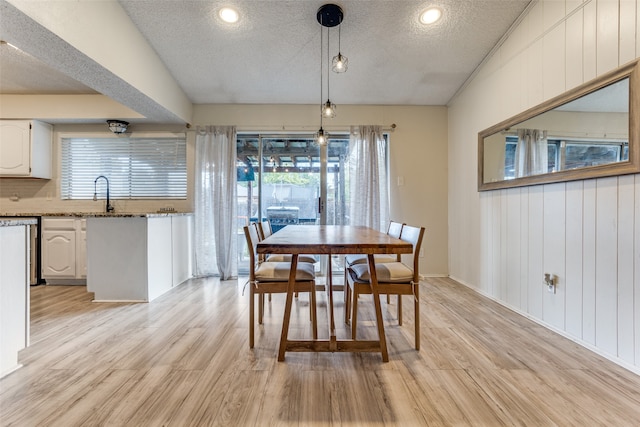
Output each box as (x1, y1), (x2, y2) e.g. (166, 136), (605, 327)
(186, 124), (396, 133)
(501, 129), (627, 140)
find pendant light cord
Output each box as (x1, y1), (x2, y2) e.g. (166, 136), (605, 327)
(319, 23), (324, 128)
(326, 26), (330, 100)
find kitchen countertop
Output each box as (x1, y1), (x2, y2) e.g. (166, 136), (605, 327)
(0, 218), (38, 227)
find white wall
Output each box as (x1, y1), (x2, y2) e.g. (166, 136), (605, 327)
(449, 0), (640, 372)
(193, 104), (449, 276)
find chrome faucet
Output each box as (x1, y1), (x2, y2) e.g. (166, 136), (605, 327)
(93, 175), (114, 213)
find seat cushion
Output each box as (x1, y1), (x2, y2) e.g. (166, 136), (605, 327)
(349, 262), (414, 283)
(345, 254), (397, 266)
(255, 261), (316, 281)
(266, 254), (317, 263)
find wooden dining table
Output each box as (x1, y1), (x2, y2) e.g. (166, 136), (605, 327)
(257, 225), (413, 362)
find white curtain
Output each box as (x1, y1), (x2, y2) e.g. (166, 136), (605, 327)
(348, 125), (389, 231)
(515, 129), (548, 177)
(194, 126), (237, 279)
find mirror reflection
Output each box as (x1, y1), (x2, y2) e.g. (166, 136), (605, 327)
(478, 59), (639, 191)
(483, 79), (628, 183)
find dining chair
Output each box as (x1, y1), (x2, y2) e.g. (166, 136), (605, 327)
(254, 221), (317, 302)
(344, 220), (404, 267)
(244, 224), (318, 349)
(345, 224), (425, 350)
(343, 220), (405, 311)
(257, 220), (317, 264)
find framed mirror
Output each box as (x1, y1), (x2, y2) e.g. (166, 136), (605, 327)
(478, 59), (640, 191)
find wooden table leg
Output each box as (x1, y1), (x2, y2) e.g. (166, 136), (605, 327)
(367, 254), (389, 362)
(327, 254), (337, 351)
(278, 254), (298, 361)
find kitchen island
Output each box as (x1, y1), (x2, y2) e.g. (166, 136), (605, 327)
(0, 212), (193, 302)
(86, 213), (192, 302)
(0, 218), (35, 378)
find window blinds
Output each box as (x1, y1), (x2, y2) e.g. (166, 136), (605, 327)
(61, 136), (187, 199)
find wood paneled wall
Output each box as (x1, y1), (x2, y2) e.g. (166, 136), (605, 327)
(448, 0), (640, 372)
(479, 175), (640, 370)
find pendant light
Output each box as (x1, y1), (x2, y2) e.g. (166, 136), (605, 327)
(322, 26), (336, 119)
(316, 14), (327, 144)
(316, 4), (343, 126)
(332, 24), (348, 73)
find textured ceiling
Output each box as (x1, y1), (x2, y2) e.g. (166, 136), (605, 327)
(0, 0), (532, 118)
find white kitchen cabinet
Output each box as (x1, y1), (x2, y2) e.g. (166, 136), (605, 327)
(86, 214), (193, 302)
(1, 221), (32, 378)
(171, 215), (192, 286)
(77, 221), (87, 278)
(0, 120), (52, 178)
(41, 218), (86, 283)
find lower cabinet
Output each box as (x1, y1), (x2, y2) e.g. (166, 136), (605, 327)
(86, 215), (192, 302)
(0, 224), (30, 378)
(41, 218), (86, 283)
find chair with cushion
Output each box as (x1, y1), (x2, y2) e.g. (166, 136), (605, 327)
(345, 224), (425, 350)
(244, 224), (318, 349)
(254, 221), (317, 302)
(257, 220), (316, 264)
(344, 220), (404, 267)
(343, 220), (404, 313)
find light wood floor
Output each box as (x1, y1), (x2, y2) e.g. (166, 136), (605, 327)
(2, 277), (640, 426)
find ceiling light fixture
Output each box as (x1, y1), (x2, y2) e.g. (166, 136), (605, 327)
(106, 120), (129, 134)
(0, 40), (19, 50)
(219, 7), (239, 23)
(332, 24), (348, 73)
(316, 3), (344, 142)
(316, 20), (327, 145)
(420, 7), (442, 25)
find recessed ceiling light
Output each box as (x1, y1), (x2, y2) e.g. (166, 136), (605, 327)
(420, 7), (442, 25)
(219, 7), (239, 23)
(0, 40), (19, 50)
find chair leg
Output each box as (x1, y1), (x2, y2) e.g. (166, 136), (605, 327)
(310, 287), (318, 340)
(397, 294), (403, 326)
(343, 269), (350, 324)
(249, 287), (255, 348)
(351, 285), (359, 339)
(258, 293), (264, 324)
(414, 284), (420, 350)
(344, 282), (351, 325)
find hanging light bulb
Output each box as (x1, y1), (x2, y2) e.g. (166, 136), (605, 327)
(332, 52), (348, 73)
(322, 99), (336, 118)
(332, 24), (348, 73)
(317, 127), (327, 145)
(322, 24), (337, 118)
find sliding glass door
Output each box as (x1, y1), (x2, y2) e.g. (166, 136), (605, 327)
(236, 133), (378, 275)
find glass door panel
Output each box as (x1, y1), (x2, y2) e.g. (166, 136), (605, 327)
(259, 137), (321, 231)
(237, 135), (323, 274)
(236, 133), (384, 277)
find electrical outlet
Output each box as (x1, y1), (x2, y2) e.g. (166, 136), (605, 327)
(544, 273), (556, 294)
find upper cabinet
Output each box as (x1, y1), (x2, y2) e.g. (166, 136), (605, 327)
(0, 120), (52, 179)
